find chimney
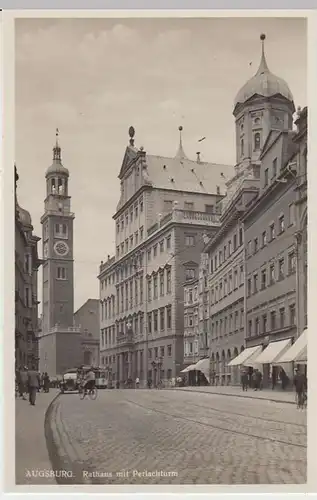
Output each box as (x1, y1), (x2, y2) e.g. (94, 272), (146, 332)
(216, 186), (220, 195)
(196, 152), (201, 163)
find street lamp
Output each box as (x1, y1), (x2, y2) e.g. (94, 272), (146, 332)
(126, 322), (133, 384)
(151, 356), (163, 387)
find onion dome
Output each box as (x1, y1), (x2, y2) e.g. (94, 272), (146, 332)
(17, 203), (32, 227)
(45, 128), (69, 178)
(234, 34), (294, 109)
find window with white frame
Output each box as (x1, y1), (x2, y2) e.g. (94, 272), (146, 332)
(185, 235), (195, 246)
(279, 215), (285, 234)
(185, 268), (196, 281)
(289, 204), (295, 226)
(54, 223), (68, 239)
(57, 267), (67, 280)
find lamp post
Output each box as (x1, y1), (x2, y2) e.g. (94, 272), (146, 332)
(151, 356), (163, 387)
(126, 322), (133, 383)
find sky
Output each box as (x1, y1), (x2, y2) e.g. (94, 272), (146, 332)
(15, 16), (307, 312)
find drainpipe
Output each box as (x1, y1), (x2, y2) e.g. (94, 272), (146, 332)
(294, 231), (302, 340)
(243, 245), (247, 346)
(144, 248), (149, 386)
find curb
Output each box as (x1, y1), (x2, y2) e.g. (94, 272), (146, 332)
(45, 393), (93, 485)
(168, 388), (295, 405)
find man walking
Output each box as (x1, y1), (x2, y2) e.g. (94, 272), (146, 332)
(241, 370), (248, 391)
(27, 366), (40, 405)
(18, 366), (28, 399)
(293, 368), (307, 409)
(135, 376), (140, 388)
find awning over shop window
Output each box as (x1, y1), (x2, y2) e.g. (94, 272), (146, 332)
(252, 338), (292, 365)
(193, 358), (210, 371)
(192, 358), (210, 382)
(228, 345), (262, 367)
(278, 330), (307, 364)
(242, 346), (264, 369)
(180, 364), (197, 373)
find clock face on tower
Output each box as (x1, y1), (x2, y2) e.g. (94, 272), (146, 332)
(54, 241), (69, 256)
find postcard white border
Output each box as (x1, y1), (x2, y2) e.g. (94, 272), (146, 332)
(1, 7), (316, 498)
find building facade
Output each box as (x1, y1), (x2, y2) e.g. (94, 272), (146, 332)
(198, 251), (210, 359)
(183, 277), (199, 380)
(98, 128), (235, 387)
(38, 134), (82, 376)
(15, 166), (42, 370)
(239, 43), (307, 386)
(74, 298), (100, 367)
(206, 174), (259, 386)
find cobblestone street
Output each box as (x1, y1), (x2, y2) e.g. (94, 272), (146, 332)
(47, 389), (307, 485)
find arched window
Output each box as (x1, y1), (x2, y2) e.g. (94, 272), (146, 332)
(240, 138), (244, 157)
(254, 132), (261, 151)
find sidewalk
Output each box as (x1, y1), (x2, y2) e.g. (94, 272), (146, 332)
(170, 385), (296, 404)
(15, 389), (60, 485)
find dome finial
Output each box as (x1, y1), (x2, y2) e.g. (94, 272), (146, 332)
(257, 33), (269, 75)
(53, 128), (61, 162)
(129, 126), (135, 147)
(175, 125), (188, 161)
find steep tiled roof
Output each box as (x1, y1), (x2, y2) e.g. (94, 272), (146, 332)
(143, 154), (235, 195)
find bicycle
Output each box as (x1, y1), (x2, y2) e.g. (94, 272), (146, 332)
(79, 384), (98, 400)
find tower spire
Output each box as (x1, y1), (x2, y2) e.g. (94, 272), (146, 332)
(175, 125), (188, 161)
(256, 33), (269, 75)
(53, 128), (62, 162)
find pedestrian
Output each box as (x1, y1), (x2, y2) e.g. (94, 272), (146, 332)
(271, 368), (277, 390)
(241, 371), (248, 391)
(147, 378), (152, 389)
(27, 365), (40, 406)
(43, 372), (50, 392)
(18, 366), (28, 399)
(280, 368), (288, 390)
(256, 369), (262, 391)
(293, 368), (307, 409)
(135, 376), (140, 389)
(251, 370), (258, 390)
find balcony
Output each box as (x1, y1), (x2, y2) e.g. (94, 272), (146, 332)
(49, 325), (81, 334)
(117, 331), (134, 347)
(148, 209), (221, 237)
(100, 255), (116, 272)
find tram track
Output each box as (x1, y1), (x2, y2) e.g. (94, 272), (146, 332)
(122, 395), (307, 450)
(164, 397), (306, 428)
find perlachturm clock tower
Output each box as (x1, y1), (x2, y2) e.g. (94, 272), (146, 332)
(39, 131), (81, 376)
